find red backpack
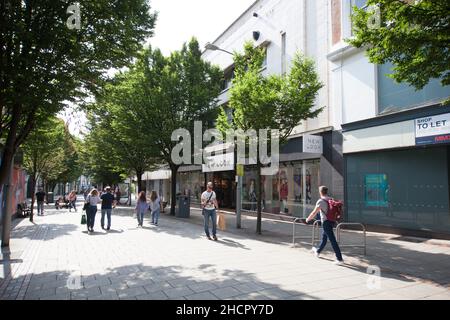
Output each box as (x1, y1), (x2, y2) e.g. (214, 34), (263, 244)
(326, 199), (343, 222)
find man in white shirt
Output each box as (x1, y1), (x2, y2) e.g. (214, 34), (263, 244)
(201, 182), (218, 241)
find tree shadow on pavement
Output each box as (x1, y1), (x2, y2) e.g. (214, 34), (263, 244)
(1, 263), (325, 300)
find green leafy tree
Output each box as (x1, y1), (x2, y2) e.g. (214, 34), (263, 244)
(0, 0), (157, 191)
(22, 117), (66, 221)
(218, 42), (324, 234)
(101, 39), (222, 214)
(81, 112), (127, 188)
(349, 0), (450, 90)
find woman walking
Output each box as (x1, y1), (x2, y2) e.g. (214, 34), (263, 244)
(149, 191), (161, 226)
(86, 189), (101, 233)
(135, 191), (149, 227)
(68, 190), (77, 212)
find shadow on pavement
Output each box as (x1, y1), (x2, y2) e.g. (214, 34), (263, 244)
(1, 263), (324, 300)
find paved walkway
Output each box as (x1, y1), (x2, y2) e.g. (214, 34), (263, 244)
(0, 200), (449, 300)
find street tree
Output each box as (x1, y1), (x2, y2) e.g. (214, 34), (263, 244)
(0, 0), (157, 192)
(22, 117), (66, 221)
(217, 42), (324, 234)
(105, 39), (222, 214)
(349, 0), (450, 90)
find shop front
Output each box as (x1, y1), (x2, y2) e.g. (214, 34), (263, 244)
(343, 107), (450, 237)
(241, 131), (344, 218)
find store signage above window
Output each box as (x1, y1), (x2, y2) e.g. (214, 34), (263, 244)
(303, 134), (323, 154)
(415, 113), (450, 146)
(202, 152), (234, 173)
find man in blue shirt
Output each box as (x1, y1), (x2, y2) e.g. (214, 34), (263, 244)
(101, 186), (116, 230)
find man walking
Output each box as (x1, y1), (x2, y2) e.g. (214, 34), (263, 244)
(201, 182), (218, 241)
(100, 186), (116, 230)
(35, 188), (46, 216)
(306, 186), (344, 265)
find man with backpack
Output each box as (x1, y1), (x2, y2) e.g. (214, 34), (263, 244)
(306, 186), (344, 265)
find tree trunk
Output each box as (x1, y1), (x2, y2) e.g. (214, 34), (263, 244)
(0, 105), (21, 188)
(136, 169), (143, 193)
(256, 162), (262, 235)
(170, 164), (179, 216)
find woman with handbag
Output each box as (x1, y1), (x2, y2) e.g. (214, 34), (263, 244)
(85, 189), (101, 233)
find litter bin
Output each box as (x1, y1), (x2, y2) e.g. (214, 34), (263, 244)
(175, 195), (190, 218)
(47, 192), (54, 204)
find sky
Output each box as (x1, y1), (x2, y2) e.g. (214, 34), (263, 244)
(148, 0), (255, 55)
(64, 0), (255, 136)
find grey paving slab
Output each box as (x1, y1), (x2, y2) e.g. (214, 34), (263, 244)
(211, 287), (242, 299)
(185, 292), (219, 300)
(163, 286), (195, 299)
(2, 203), (450, 301)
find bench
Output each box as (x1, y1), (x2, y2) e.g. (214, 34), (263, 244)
(17, 203), (31, 218)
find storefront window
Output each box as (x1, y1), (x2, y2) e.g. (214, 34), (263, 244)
(178, 171), (204, 205)
(346, 147), (450, 233)
(378, 63), (450, 114)
(242, 160), (321, 217)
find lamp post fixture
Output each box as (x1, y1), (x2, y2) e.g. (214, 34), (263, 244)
(204, 42), (243, 229)
(205, 42), (233, 55)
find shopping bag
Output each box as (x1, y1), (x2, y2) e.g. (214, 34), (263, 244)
(217, 212), (226, 231)
(81, 214), (87, 225)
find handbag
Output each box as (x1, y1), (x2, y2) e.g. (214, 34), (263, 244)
(83, 195), (90, 211)
(81, 214), (87, 225)
(217, 212), (226, 231)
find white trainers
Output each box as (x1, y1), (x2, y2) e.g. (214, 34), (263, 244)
(311, 247), (320, 258)
(333, 260), (344, 266)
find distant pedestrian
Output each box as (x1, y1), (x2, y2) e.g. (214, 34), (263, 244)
(35, 188), (46, 216)
(68, 190), (77, 212)
(116, 188), (122, 205)
(306, 186), (344, 265)
(149, 191), (161, 226)
(85, 189), (101, 233)
(100, 186), (116, 230)
(201, 182), (218, 241)
(135, 191), (149, 227)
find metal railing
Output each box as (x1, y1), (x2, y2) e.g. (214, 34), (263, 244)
(292, 218), (321, 247)
(336, 222), (367, 255)
(292, 219), (367, 255)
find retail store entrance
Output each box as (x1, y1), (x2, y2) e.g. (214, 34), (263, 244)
(206, 171), (235, 209)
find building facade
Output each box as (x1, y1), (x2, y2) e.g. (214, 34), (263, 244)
(328, 0), (450, 237)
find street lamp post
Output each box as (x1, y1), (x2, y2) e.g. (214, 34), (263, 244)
(204, 43), (243, 229)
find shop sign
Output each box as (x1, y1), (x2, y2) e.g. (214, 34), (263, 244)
(202, 152), (234, 173)
(303, 135), (323, 154)
(415, 113), (450, 145)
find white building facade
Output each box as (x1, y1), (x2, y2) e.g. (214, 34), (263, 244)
(179, 0), (344, 218)
(328, 0), (450, 237)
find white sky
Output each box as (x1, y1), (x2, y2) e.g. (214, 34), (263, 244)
(63, 0), (255, 136)
(149, 0), (255, 55)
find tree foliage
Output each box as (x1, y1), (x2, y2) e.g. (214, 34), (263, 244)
(83, 38), (222, 212)
(349, 0), (450, 90)
(218, 42), (324, 234)
(0, 0), (157, 188)
(22, 116), (81, 219)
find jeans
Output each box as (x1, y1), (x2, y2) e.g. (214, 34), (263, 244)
(87, 205), (97, 229)
(69, 200), (76, 211)
(37, 201), (44, 215)
(137, 210), (145, 225)
(317, 220), (343, 261)
(203, 209), (217, 237)
(151, 209), (160, 224)
(101, 209), (112, 228)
